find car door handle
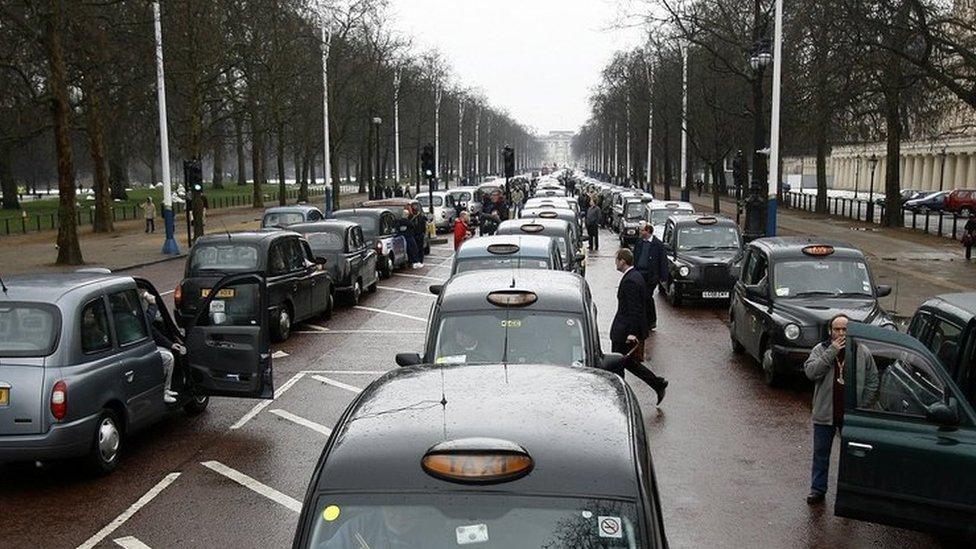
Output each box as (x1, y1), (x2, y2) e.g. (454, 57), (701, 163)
(124, 370), (135, 383)
(848, 442), (873, 450)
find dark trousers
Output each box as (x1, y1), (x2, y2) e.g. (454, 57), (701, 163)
(415, 235), (426, 262)
(406, 235), (420, 264)
(967, 244), (973, 260)
(644, 279), (658, 327)
(811, 424), (838, 495)
(610, 338), (666, 390)
(586, 224), (599, 250)
(145, 219), (155, 233)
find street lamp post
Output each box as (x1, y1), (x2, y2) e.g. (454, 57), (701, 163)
(868, 154), (878, 223)
(393, 68), (401, 192)
(321, 22), (333, 214)
(153, 0), (178, 255)
(854, 155), (861, 199)
(372, 117), (382, 198)
(434, 86), (442, 190)
(680, 38), (690, 201)
(938, 148), (947, 233)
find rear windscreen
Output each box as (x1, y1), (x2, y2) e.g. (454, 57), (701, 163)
(0, 303), (59, 357)
(189, 244), (260, 273)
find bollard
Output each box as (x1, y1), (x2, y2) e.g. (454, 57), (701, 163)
(924, 210), (930, 233)
(911, 210), (917, 229)
(952, 215), (959, 240)
(4, 218), (8, 235)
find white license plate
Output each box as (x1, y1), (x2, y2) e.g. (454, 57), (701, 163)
(702, 291), (730, 299)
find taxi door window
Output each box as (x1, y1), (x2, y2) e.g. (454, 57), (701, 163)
(662, 222), (673, 248)
(854, 341), (945, 418)
(929, 317), (964, 371)
(301, 240), (316, 264)
(353, 227), (364, 249)
(268, 242), (288, 276)
(81, 298), (113, 354)
(108, 289), (149, 346)
(907, 311), (933, 341)
(744, 251), (768, 286)
(285, 239), (306, 272)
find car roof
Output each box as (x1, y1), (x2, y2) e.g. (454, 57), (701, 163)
(315, 363), (639, 497)
(749, 236), (865, 259)
(455, 234), (554, 259)
(0, 272), (133, 303)
(920, 293), (976, 323)
(333, 208), (389, 218)
(194, 230), (290, 246)
(669, 214), (738, 228)
(497, 217), (571, 236)
(438, 269), (586, 314)
(263, 205), (320, 214)
(289, 220), (356, 233)
(362, 198), (419, 207)
(648, 200), (694, 210)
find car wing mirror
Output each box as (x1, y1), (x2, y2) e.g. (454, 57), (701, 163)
(925, 401), (959, 427)
(875, 284), (892, 297)
(395, 352), (423, 367)
(600, 352), (624, 375)
(745, 284), (765, 298)
(429, 284), (443, 295)
(314, 256), (327, 265)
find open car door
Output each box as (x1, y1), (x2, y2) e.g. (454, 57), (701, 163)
(835, 322), (976, 538)
(185, 273), (274, 399)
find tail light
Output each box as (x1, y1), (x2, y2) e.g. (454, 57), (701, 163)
(174, 284), (182, 308)
(375, 241), (384, 253)
(51, 381), (67, 421)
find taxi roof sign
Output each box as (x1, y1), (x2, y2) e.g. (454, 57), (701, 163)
(487, 243), (520, 255)
(486, 290), (538, 307)
(665, 203), (680, 209)
(539, 211), (558, 218)
(520, 223), (545, 233)
(696, 216), (718, 225)
(802, 245), (835, 256)
(421, 438), (533, 484)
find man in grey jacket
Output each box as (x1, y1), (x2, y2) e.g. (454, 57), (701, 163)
(804, 314), (879, 504)
(585, 199), (602, 251)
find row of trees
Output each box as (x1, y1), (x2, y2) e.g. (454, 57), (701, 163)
(572, 0), (976, 227)
(0, 0), (540, 264)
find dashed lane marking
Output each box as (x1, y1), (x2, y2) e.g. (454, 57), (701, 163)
(269, 409), (333, 436)
(309, 374), (363, 394)
(200, 461), (301, 513)
(294, 329), (425, 335)
(272, 350), (289, 359)
(301, 370), (388, 375)
(230, 371), (306, 430)
(352, 305), (426, 322)
(377, 285), (436, 297)
(76, 473), (181, 549)
(300, 323), (331, 332)
(393, 273), (445, 281)
(159, 290), (174, 297)
(113, 536), (153, 549)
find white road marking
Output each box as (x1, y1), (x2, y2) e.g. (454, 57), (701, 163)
(309, 374), (363, 394)
(159, 290), (174, 296)
(393, 273), (445, 281)
(301, 370), (388, 375)
(113, 536), (153, 549)
(200, 461), (301, 513)
(301, 323), (331, 332)
(294, 329), (425, 335)
(230, 371), (305, 430)
(269, 409), (333, 436)
(272, 350), (289, 359)
(77, 473), (181, 549)
(353, 305), (426, 322)
(377, 285), (436, 297)
(424, 263), (452, 270)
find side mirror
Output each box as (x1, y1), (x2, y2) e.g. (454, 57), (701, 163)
(395, 352), (423, 367)
(925, 402), (959, 427)
(875, 284), (892, 297)
(745, 284), (765, 299)
(600, 352), (624, 375)
(429, 284), (443, 295)
(314, 256), (327, 265)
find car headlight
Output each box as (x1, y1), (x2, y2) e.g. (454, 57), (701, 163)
(678, 265), (690, 277)
(784, 323), (801, 341)
(626, 229), (635, 235)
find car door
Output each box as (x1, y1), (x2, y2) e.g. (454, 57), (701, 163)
(731, 248), (755, 348)
(105, 288), (165, 429)
(345, 227), (365, 288)
(740, 249), (770, 358)
(355, 227), (378, 287)
(185, 273), (274, 399)
(266, 239), (294, 324)
(836, 323), (976, 537)
(284, 237), (313, 321)
(301, 239), (331, 315)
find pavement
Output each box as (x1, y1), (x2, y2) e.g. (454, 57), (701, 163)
(656, 185), (976, 318)
(0, 227), (961, 549)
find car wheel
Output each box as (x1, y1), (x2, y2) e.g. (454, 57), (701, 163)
(368, 272), (379, 293)
(761, 341), (783, 387)
(85, 409), (122, 475)
(348, 280), (362, 306)
(320, 290), (333, 320)
(381, 256), (394, 278)
(272, 305), (292, 342)
(424, 242), (431, 254)
(730, 317), (745, 354)
(667, 280), (683, 307)
(183, 393), (210, 416)
(961, 207), (972, 217)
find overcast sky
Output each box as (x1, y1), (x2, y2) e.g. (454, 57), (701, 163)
(387, 0), (645, 135)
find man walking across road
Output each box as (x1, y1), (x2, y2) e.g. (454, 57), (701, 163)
(585, 199), (602, 251)
(963, 213), (976, 260)
(633, 221), (668, 331)
(610, 248), (668, 404)
(143, 197), (156, 233)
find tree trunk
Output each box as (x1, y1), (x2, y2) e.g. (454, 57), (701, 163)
(251, 126), (264, 208)
(712, 161), (722, 214)
(235, 114), (247, 186)
(46, 0), (83, 265)
(662, 129), (672, 201)
(212, 123), (225, 190)
(0, 147), (20, 210)
(815, 137), (828, 214)
(296, 148), (307, 202)
(276, 123), (286, 206)
(883, 89), (903, 228)
(107, 139), (129, 200)
(83, 75), (113, 233)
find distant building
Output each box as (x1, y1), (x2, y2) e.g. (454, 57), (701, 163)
(541, 131), (574, 167)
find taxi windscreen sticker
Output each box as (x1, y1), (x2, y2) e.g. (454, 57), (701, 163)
(436, 355), (467, 364)
(775, 287), (790, 297)
(456, 523), (489, 545)
(322, 505), (340, 522)
(597, 516), (623, 539)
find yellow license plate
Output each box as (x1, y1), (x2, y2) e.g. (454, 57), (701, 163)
(202, 288), (235, 298)
(0, 388), (8, 406)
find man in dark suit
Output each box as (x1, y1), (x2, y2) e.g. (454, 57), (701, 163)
(610, 248), (668, 404)
(633, 222), (668, 330)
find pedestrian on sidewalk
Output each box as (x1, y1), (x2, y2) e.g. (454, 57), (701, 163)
(804, 314), (879, 505)
(585, 200), (602, 251)
(406, 203), (427, 268)
(143, 197), (156, 233)
(453, 211), (470, 250)
(963, 214), (976, 260)
(633, 222), (667, 331)
(610, 248), (668, 404)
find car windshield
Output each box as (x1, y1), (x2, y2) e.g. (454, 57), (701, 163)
(307, 493), (644, 549)
(434, 312), (585, 366)
(774, 259), (873, 298)
(676, 226), (740, 251)
(625, 202), (644, 219)
(262, 212), (305, 227)
(336, 215), (377, 234)
(454, 256), (551, 274)
(0, 304), (59, 357)
(452, 191), (472, 202)
(189, 244), (260, 273)
(418, 195), (444, 207)
(305, 232), (345, 253)
(650, 208), (692, 225)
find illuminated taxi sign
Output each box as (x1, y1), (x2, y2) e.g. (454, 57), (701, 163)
(486, 290), (538, 307)
(696, 216), (718, 225)
(421, 438), (533, 484)
(802, 245), (835, 256)
(665, 203), (680, 209)
(539, 211), (558, 218)
(520, 223), (545, 233)
(486, 243), (519, 255)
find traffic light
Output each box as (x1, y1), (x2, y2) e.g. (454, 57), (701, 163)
(184, 158), (203, 192)
(421, 143), (435, 180)
(503, 146), (515, 178)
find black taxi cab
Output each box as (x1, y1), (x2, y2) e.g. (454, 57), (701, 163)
(729, 237), (895, 386)
(395, 270), (620, 371)
(495, 218), (584, 275)
(835, 322), (976, 539)
(290, 220), (379, 305)
(176, 231), (333, 342)
(451, 234), (563, 275)
(291, 363), (668, 548)
(659, 215), (742, 306)
(906, 293), (976, 408)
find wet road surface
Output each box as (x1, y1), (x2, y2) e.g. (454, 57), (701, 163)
(0, 229), (959, 548)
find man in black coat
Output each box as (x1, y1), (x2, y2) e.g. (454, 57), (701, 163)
(632, 222), (668, 330)
(609, 248), (668, 404)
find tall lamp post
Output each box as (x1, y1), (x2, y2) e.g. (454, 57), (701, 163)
(372, 117), (382, 198)
(321, 22), (333, 214)
(937, 148), (947, 233)
(854, 155), (861, 199)
(867, 154), (878, 223)
(153, 0), (178, 255)
(763, 0), (783, 236)
(680, 38), (690, 201)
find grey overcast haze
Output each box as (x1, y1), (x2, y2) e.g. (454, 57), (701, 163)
(387, 0), (645, 134)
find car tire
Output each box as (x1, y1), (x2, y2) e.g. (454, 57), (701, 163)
(761, 341), (783, 387)
(730, 317), (745, 354)
(348, 280), (362, 306)
(368, 272), (379, 293)
(424, 242), (431, 254)
(320, 290), (333, 320)
(381, 256), (393, 278)
(85, 409), (122, 475)
(667, 280), (683, 307)
(183, 393), (210, 416)
(272, 305), (292, 342)
(961, 207), (972, 217)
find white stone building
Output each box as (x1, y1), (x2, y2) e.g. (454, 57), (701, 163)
(541, 131), (574, 167)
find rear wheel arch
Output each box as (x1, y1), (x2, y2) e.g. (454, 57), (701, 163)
(102, 399), (127, 434)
